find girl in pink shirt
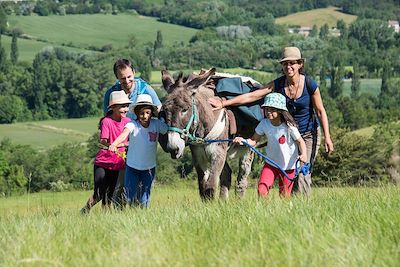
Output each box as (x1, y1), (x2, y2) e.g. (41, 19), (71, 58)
(80, 91), (131, 214)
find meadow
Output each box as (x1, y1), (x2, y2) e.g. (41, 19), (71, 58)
(5, 13), (197, 62)
(0, 184), (399, 266)
(275, 6), (357, 27)
(2, 34), (95, 62)
(0, 117), (98, 150)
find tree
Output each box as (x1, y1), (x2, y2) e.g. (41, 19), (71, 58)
(309, 24), (318, 37)
(336, 19), (348, 39)
(31, 48), (64, 119)
(127, 34), (137, 49)
(319, 23), (329, 40)
(63, 62), (100, 118)
(10, 30), (18, 64)
(0, 95), (26, 123)
(0, 7), (7, 34)
(351, 61), (361, 98)
(349, 19), (395, 52)
(154, 30), (163, 51)
(0, 34), (6, 73)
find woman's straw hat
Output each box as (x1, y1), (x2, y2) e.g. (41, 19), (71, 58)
(131, 94), (158, 115)
(108, 90), (132, 108)
(261, 93), (288, 111)
(279, 47), (305, 63)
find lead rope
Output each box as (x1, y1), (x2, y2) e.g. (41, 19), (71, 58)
(203, 139), (310, 182)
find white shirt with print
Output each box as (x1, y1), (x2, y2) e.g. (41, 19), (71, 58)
(125, 118), (168, 170)
(255, 119), (301, 170)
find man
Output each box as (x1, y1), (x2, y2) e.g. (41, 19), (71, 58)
(103, 58), (162, 119)
(103, 59), (162, 208)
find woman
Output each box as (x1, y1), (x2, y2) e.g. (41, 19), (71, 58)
(208, 47), (334, 195)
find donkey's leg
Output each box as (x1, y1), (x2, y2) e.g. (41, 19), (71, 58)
(219, 162), (232, 200)
(236, 149), (254, 198)
(191, 146), (210, 200)
(204, 143), (228, 200)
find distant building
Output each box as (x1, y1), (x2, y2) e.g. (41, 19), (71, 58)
(288, 26), (312, 36)
(287, 26), (341, 37)
(388, 20), (399, 33)
(298, 26), (312, 36)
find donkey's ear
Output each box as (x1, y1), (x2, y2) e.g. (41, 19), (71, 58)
(186, 68), (216, 91)
(161, 70), (175, 93)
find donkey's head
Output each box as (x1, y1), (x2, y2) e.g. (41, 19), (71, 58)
(160, 68), (215, 159)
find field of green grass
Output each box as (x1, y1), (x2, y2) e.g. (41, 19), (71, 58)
(0, 185), (399, 266)
(342, 78), (381, 97)
(2, 34), (96, 62)
(6, 13), (197, 62)
(0, 117), (99, 150)
(276, 6), (357, 28)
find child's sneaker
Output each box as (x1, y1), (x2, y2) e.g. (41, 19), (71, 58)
(80, 205), (90, 215)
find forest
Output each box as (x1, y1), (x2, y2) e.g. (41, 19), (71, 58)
(0, 0), (399, 195)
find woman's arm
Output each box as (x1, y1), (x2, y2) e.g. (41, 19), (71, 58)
(311, 88), (334, 153)
(208, 81), (274, 110)
(109, 128), (130, 152)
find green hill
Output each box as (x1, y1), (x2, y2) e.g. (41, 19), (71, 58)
(0, 117), (99, 150)
(6, 13), (198, 62)
(276, 6), (357, 27)
(2, 34), (95, 62)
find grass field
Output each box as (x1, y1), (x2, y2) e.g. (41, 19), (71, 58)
(2, 34), (96, 63)
(6, 13), (197, 62)
(342, 78), (381, 97)
(0, 185), (399, 266)
(0, 117), (99, 150)
(276, 6), (357, 28)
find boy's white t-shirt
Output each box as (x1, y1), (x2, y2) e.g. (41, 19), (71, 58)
(125, 118), (168, 170)
(255, 119), (302, 170)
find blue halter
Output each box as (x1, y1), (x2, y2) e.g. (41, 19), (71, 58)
(167, 96), (203, 144)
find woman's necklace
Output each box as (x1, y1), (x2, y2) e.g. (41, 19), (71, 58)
(286, 78), (300, 100)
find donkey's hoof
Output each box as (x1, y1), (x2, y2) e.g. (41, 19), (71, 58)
(220, 187), (229, 200)
(203, 188), (215, 200)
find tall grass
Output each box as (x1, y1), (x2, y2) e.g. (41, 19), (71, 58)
(0, 184), (399, 266)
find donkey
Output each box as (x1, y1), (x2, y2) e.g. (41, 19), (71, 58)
(159, 68), (256, 200)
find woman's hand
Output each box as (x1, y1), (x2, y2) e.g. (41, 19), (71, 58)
(108, 143), (118, 153)
(298, 153), (307, 163)
(324, 137), (334, 154)
(208, 97), (224, 111)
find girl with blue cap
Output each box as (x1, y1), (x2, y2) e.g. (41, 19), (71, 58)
(234, 93), (307, 198)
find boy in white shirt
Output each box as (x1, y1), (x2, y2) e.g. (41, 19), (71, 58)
(109, 94), (168, 207)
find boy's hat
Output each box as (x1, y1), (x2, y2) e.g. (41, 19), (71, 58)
(261, 93), (288, 111)
(108, 90), (132, 108)
(279, 46), (305, 63)
(131, 94), (158, 115)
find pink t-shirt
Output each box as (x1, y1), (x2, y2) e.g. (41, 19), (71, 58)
(94, 116), (130, 170)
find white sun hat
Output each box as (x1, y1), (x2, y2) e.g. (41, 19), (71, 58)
(131, 94), (158, 115)
(108, 90), (132, 108)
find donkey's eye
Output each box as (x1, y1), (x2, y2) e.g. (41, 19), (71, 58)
(181, 109), (188, 116)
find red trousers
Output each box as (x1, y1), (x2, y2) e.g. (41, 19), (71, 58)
(258, 163), (295, 198)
